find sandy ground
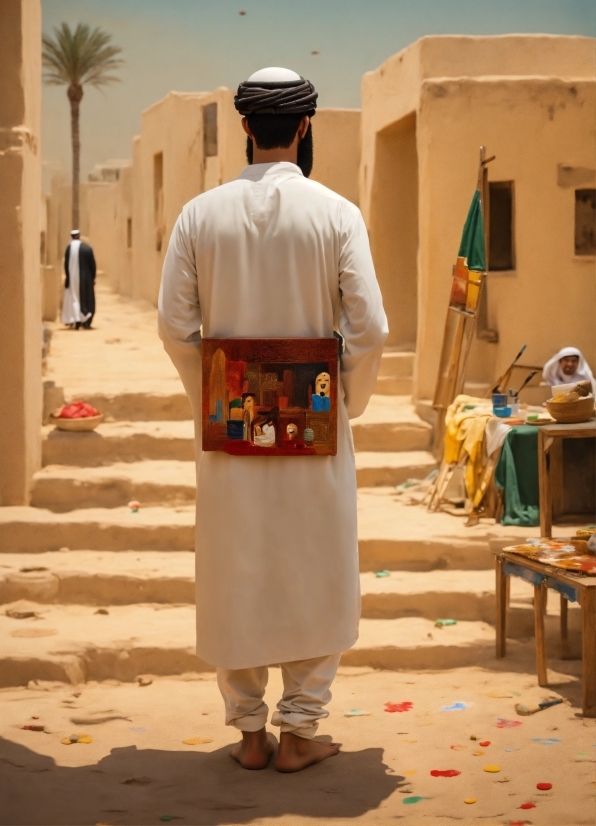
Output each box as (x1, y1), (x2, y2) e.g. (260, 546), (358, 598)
(1, 666), (594, 826)
(45, 283), (182, 398)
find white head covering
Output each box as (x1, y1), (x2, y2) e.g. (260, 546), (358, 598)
(70, 229), (80, 237)
(542, 346), (595, 392)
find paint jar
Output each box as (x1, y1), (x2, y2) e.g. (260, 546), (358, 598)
(492, 393), (508, 409)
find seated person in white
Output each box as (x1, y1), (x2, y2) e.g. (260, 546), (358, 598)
(543, 346), (595, 392)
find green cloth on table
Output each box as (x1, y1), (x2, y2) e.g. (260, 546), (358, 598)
(494, 425), (539, 526)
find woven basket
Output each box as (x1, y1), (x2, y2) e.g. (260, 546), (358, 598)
(546, 396), (595, 424)
(49, 414), (103, 432)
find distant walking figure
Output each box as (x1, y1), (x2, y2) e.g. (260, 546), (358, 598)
(61, 229), (96, 329)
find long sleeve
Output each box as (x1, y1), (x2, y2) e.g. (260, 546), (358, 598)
(158, 208), (203, 420)
(337, 204), (388, 419)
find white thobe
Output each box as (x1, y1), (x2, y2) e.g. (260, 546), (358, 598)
(158, 162), (388, 670)
(61, 240), (90, 325)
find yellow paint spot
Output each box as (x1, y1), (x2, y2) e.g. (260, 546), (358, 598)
(483, 765), (501, 773)
(403, 770), (417, 776)
(472, 750), (484, 756)
(464, 798), (477, 804)
(60, 738), (72, 745)
(183, 737), (213, 745)
(78, 736), (93, 744)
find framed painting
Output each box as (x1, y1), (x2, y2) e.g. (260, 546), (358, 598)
(202, 338), (338, 456)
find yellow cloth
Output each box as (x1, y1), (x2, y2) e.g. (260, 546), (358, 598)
(444, 395), (493, 501)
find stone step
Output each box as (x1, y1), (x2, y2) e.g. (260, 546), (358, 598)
(378, 350), (414, 378)
(351, 396), (432, 452)
(0, 551), (195, 605)
(0, 602), (549, 687)
(77, 391), (192, 421)
(42, 400), (432, 467)
(42, 421), (196, 467)
(0, 492), (532, 560)
(0, 506), (196, 553)
(355, 451), (436, 488)
(31, 453), (437, 511)
(1, 553), (578, 643)
(31, 462), (197, 511)
(374, 376), (412, 395)
(357, 488), (533, 571)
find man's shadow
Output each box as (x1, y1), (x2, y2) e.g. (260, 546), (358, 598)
(0, 736), (403, 825)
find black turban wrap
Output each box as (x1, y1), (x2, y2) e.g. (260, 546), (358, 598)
(234, 77), (318, 116)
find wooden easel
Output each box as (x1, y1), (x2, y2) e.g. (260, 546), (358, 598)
(428, 147), (495, 513)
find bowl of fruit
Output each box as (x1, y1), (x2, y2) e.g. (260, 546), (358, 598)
(49, 401), (103, 431)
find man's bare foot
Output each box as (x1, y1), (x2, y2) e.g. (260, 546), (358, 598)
(275, 731), (340, 773)
(230, 728), (275, 770)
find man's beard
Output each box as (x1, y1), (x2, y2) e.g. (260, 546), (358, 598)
(245, 124), (314, 178)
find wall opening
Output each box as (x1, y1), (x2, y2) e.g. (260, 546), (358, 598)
(575, 189), (596, 255)
(203, 103), (218, 158)
(153, 152), (164, 252)
(489, 181), (515, 271)
(369, 113), (418, 349)
(126, 217), (132, 249)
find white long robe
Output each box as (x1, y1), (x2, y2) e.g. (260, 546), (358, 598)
(61, 240), (91, 325)
(158, 162), (388, 670)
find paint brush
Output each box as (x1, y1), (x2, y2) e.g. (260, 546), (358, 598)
(491, 344), (527, 394)
(514, 699), (563, 716)
(515, 370), (538, 396)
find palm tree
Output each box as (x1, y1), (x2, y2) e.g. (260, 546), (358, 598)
(42, 23), (124, 229)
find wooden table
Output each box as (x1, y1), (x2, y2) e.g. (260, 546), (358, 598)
(493, 548), (596, 717)
(538, 420), (596, 538)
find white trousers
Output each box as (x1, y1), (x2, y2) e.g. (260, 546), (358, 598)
(216, 653), (341, 740)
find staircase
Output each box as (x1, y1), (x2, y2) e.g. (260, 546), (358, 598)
(0, 289), (576, 686)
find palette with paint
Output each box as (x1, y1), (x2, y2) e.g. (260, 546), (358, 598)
(503, 538), (596, 575)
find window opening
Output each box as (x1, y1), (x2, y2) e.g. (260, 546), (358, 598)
(575, 189), (596, 256)
(126, 217), (132, 249)
(203, 103), (218, 158)
(488, 181), (515, 271)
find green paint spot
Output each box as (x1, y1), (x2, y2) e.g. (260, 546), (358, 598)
(403, 796), (428, 804)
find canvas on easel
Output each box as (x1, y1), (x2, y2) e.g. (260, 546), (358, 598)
(202, 338), (338, 456)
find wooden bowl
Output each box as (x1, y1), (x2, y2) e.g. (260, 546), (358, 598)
(546, 396), (595, 424)
(49, 414), (103, 432)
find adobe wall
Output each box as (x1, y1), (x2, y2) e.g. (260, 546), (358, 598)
(361, 34), (596, 395)
(0, 0), (42, 504)
(132, 92), (207, 304)
(311, 108), (360, 205)
(416, 76), (596, 400)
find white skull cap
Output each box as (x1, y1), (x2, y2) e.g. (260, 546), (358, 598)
(247, 67), (302, 83)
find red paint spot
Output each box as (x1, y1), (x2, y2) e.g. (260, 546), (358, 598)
(385, 701), (413, 713)
(479, 740), (491, 747)
(520, 802), (536, 810)
(495, 718), (522, 728)
(537, 782), (552, 790)
(430, 769), (461, 777)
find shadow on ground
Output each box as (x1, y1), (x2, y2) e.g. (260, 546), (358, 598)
(0, 737), (401, 825)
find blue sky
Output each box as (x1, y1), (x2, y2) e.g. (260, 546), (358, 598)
(41, 0), (596, 186)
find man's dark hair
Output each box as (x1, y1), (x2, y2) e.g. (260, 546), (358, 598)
(245, 113), (314, 178)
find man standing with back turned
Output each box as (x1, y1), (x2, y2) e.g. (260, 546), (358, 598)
(158, 68), (388, 772)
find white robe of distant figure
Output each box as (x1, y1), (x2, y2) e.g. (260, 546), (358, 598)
(61, 240), (90, 325)
(158, 161), (388, 670)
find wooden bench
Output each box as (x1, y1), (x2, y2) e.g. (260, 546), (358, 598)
(493, 548), (596, 717)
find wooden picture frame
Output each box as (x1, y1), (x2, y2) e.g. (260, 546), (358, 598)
(202, 338), (338, 456)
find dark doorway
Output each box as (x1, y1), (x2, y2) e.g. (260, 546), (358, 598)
(489, 181), (515, 271)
